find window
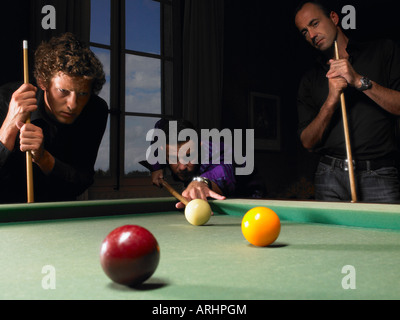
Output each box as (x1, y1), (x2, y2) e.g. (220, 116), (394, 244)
(89, 0), (176, 197)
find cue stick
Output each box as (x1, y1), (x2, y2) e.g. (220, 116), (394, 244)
(160, 179), (189, 206)
(334, 40), (357, 202)
(138, 161), (189, 206)
(23, 40), (34, 203)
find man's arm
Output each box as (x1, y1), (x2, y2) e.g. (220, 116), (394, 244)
(327, 59), (400, 115)
(300, 76), (347, 151)
(362, 81), (400, 116)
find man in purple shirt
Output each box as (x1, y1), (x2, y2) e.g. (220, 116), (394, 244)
(149, 118), (237, 209)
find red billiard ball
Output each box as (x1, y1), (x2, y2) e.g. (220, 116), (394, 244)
(100, 225), (160, 287)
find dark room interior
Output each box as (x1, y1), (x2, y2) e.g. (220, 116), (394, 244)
(1, 0), (399, 201)
(2, 0), (400, 302)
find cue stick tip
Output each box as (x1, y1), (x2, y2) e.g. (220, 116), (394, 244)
(23, 40), (28, 49)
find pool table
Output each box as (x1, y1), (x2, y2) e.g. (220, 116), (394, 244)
(0, 197), (399, 301)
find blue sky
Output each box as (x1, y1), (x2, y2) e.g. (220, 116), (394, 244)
(90, 0), (160, 53)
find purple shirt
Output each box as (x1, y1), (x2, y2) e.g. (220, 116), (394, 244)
(197, 141), (236, 196)
(150, 140), (236, 196)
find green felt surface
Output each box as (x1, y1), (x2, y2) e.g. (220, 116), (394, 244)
(0, 198), (178, 223)
(1, 210), (400, 300)
(2, 197), (399, 231)
(211, 199), (400, 230)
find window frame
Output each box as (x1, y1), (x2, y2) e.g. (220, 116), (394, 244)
(88, 0), (182, 199)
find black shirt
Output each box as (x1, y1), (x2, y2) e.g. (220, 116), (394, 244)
(0, 82), (108, 203)
(297, 38), (400, 160)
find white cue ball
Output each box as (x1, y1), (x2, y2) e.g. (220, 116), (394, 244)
(184, 199), (212, 226)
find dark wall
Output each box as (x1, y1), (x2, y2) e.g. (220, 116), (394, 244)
(0, 1), (30, 85)
(222, 0), (400, 198)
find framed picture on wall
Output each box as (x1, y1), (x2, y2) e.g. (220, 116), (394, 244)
(249, 92), (281, 151)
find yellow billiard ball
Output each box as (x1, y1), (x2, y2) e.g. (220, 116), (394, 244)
(241, 207), (281, 247)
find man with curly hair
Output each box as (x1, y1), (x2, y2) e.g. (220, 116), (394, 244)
(0, 33), (108, 203)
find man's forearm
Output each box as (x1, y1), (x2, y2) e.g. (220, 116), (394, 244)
(33, 150), (55, 175)
(363, 81), (400, 116)
(300, 101), (337, 151)
(0, 119), (18, 152)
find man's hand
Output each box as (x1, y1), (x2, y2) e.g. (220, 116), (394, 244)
(8, 84), (38, 121)
(324, 58), (356, 108)
(0, 84), (37, 151)
(17, 121), (44, 161)
(176, 180), (226, 209)
(326, 59), (361, 88)
(17, 121), (55, 175)
(151, 169), (164, 187)
(326, 76), (348, 105)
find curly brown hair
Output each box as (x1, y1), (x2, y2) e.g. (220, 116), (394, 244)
(34, 33), (105, 94)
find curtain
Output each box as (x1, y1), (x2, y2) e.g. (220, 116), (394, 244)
(29, 0), (90, 49)
(182, 0), (224, 130)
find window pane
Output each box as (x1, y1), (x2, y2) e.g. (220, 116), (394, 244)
(91, 47), (111, 174)
(125, 116), (161, 176)
(126, 0), (160, 54)
(125, 54), (161, 114)
(90, 0), (111, 45)
(91, 47), (110, 103)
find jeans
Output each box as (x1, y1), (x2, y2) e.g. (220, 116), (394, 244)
(314, 161), (400, 203)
